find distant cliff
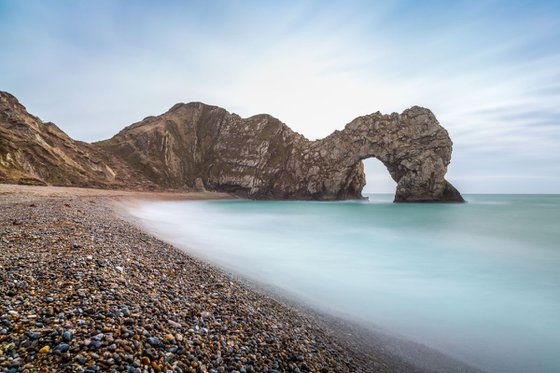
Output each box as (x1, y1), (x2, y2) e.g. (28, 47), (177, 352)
(0, 91), (463, 202)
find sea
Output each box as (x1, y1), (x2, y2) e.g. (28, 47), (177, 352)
(125, 194), (560, 373)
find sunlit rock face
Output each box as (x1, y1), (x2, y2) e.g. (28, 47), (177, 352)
(0, 91), (153, 189)
(99, 102), (463, 202)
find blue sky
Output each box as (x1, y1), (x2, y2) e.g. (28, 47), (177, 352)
(1, 0), (559, 193)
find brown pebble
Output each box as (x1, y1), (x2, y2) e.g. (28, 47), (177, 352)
(151, 361), (162, 371)
(39, 345), (50, 354)
(163, 333), (175, 341)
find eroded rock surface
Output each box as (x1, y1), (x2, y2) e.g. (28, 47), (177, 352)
(1, 90), (463, 201)
(0, 91), (154, 189)
(99, 103), (463, 202)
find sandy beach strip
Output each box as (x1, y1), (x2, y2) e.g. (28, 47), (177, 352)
(1, 184), (401, 372)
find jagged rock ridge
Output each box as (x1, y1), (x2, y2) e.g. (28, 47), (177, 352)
(1, 91), (463, 202)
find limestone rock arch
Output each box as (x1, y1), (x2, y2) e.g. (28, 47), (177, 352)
(301, 106), (464, 202)
(100, 103), (464, 202)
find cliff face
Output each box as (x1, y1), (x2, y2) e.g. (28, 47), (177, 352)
(0, 91), (153, 189)
(98, 102), (463, 202)
(0, 91), (463, 202)
(95, 103), (308, 196)
(311, 107), (463, 202)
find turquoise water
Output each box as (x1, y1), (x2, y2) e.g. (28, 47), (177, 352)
(127, 194), (560, 373)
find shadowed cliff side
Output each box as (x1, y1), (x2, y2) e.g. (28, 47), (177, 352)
(97, 102), (463, 202)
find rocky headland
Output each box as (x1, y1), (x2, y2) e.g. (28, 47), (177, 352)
(0, 91), (463, 202)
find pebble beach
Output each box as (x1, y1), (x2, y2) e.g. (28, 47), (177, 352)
(0, 185), (411, 373)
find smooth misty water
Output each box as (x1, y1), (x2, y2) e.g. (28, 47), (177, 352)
(127, 194), (560, 373)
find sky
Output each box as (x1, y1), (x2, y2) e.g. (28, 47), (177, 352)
(1, 0), (559, 193)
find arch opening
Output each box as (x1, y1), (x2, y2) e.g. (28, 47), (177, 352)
(362, 157), (397, 196)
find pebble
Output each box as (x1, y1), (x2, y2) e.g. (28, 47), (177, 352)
(163, 333), (175, 341)
(55, 343), (70, 352)
(121, 305), (130, 317)
(147, 337), (162, 347)
(39, 346), (50, 354)
(62, 331), (73, 341)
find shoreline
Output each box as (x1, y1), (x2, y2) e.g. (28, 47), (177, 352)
(0, 184), (479, 372)
(119, 198), (484, 373)
(0, 183), (237, 201)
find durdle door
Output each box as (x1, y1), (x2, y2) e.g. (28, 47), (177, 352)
(99, 103), (464, 202)
(1, 90), (463, 202)
(308, 106), (464, 202)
